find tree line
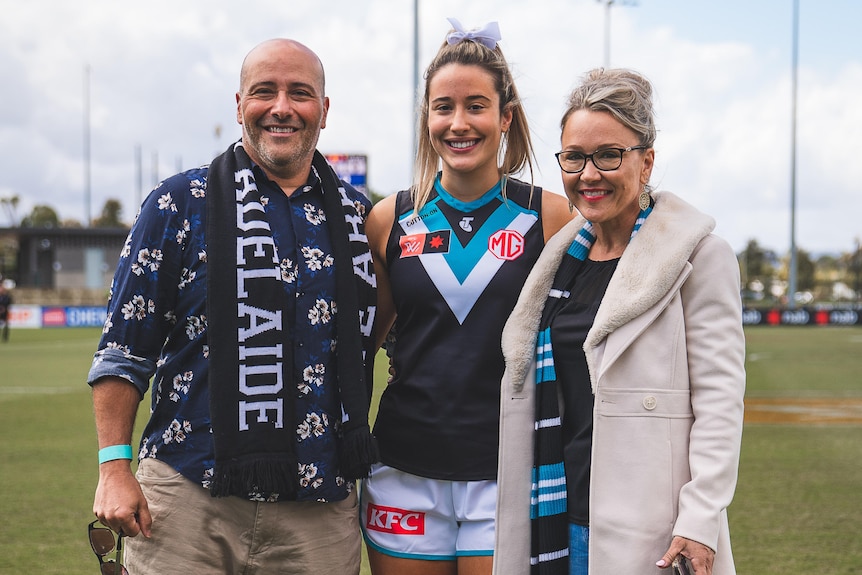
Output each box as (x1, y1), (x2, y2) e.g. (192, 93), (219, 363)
(739, 239), (861, 305)
(3, 196), (860, 305)
(1, 197), (128, 229)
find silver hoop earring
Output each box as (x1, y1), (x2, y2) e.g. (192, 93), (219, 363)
(497, 131), (508, 168)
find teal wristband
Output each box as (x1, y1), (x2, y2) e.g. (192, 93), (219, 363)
(98, 445), (133, 464)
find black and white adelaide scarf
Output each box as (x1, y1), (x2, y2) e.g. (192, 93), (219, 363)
(530, 204), (652, 574)
(206, 141), (378, 499)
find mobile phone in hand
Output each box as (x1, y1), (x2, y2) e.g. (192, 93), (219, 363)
(672, 556), (693, 575)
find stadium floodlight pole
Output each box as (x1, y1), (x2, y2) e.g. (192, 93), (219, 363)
(135, 144), (143, 210)
(151, 150), (159, 189)
(600, 0), (612, 67)
(597, 0), (637, 68)
(84, 64), (92, 227)
(788, 0), (799, 308)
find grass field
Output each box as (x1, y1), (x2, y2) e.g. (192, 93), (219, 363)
(0, 325), (860, 574)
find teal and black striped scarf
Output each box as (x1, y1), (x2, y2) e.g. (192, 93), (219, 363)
(530, 204), (652, 574)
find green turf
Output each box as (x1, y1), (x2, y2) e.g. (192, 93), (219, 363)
(731, 426), (862, 574)
(0, 328), (106, 574)
(743, 325), (862, 396)
(730, 326), (862, 574)
(0, 326), (860, 573)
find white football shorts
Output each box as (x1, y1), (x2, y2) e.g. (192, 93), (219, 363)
(360, 463), (496, 560)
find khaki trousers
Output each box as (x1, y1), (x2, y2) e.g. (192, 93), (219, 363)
(125, 458), (361, 574)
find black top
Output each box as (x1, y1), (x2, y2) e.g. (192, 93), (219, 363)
(548, 257), (618, 525)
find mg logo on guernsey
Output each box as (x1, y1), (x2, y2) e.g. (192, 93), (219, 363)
(488, 229), (525, 261)
(365, 503), (425, 535)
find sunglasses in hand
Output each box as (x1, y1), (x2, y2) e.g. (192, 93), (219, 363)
(88, 520), (129, 575)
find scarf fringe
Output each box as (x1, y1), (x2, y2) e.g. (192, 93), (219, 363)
(210, 456), (298, 499)
(338, 424), (379, 480)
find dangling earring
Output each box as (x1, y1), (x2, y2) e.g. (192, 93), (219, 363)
(568, 200), (574, 214)
(638, 186), (651, 211)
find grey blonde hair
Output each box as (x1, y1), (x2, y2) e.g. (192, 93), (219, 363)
(411, 34), (536, 213)
(561, 68), (657, 148)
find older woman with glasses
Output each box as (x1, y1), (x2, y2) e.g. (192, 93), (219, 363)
(493, 68), (745, 575)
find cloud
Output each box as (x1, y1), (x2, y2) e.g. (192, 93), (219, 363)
(592, 9), (862, 253)
(0, 0), (859, 255)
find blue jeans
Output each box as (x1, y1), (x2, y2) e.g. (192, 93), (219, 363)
(569, 523), (589, 575)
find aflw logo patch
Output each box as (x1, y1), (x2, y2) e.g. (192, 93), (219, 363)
(365, 503), (426, 535)
(399, 230), (451, 258)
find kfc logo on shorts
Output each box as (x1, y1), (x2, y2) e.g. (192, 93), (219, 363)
(488, 229), (524, 260)
(365, 503), (425, 535)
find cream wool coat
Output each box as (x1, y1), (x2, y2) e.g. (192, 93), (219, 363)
(493, 192), (745, 575)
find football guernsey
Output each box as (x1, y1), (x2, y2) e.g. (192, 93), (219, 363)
(373, 177), (545, 480)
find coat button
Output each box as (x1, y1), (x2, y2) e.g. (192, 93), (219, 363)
(643, 396), (657, 410)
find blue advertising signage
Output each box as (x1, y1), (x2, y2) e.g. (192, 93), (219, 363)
(325, 153), (368, 196)
(66, 306), (108, 328)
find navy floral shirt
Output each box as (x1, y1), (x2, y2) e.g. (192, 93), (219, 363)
(88, 162), (371, 503)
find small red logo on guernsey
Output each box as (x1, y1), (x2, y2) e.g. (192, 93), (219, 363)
(488, 229), (525, 260)
(365, 503), (426, 535)
(399, 230), (451, 258)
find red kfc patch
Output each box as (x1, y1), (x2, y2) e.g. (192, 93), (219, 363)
(365, 503), (426, 535)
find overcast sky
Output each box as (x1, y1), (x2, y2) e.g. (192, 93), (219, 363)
(1, 0), (859, 254)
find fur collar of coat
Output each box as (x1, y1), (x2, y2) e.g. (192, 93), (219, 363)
(501, 191), (715, 393)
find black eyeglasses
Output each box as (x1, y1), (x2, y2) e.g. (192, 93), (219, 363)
(555, 145), (648, 174)
(88, 520), (129, 575)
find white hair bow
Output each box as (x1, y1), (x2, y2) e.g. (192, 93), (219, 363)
(446, 18), (501, 50)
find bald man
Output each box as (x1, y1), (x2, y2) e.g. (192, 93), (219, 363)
(88, 39), (377, 574)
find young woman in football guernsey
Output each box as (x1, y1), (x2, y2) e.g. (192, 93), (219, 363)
(360, 18), (572, 575)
